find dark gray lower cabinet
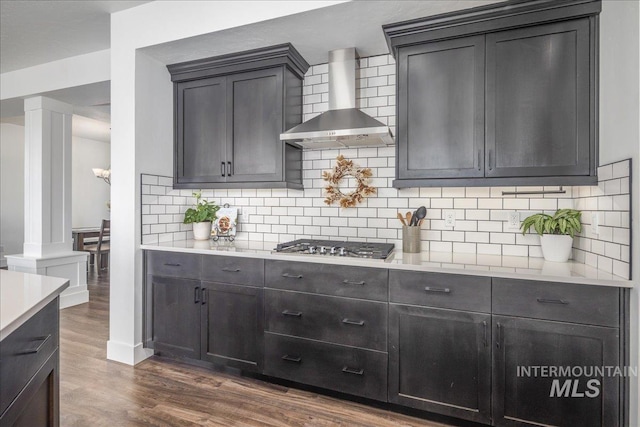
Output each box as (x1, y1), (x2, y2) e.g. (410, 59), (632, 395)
(389, 304), (492, 424)
(150, 275), (201, 359)
(0, 298), (60, 427)
(493, 315), (620, 427)
(145, 251), (627, 427)
(264, 332), (387, 401)
(149, 276), (263, 371)
(201, 282), (263, 372)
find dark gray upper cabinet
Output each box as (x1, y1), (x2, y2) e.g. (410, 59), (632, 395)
(486, 19), (591, 179)
(168, 44), (309, 189)
(397, 36), (485, 180)
(176, 77), (227, 184)
(384, 0), (601, 188)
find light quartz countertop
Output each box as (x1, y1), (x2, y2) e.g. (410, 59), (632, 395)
(141, 239), (634, 288)
(0, 270), (69, 341)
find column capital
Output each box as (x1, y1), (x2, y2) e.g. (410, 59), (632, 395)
(24, 96), (73, 114)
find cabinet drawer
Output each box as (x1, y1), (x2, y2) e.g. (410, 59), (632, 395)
(492, 279), (620, 327)
(265, 260), (388, 301)
(146, 251), (201, 280)
(202, 255), (264, 286)
(265, 290), (387, 351)
(0, 299), (58, 415)
(390, 270), (491, 313)
(264, 332), (387, 401)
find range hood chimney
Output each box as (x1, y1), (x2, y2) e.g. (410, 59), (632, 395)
(280, 48), (394, 149)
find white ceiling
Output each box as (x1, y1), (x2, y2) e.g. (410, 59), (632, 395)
(142, 1), (499, 66)
(1, 0), (500, 131)
(0, 0), (149, 74)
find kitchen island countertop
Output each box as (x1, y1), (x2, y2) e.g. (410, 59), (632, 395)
(0, 270), (69, 341)
(141, 239), (633, 288)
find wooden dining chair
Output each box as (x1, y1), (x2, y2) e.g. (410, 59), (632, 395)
(86, 219), (110, 276)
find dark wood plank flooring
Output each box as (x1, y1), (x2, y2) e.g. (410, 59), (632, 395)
(59, 267), (453, 427)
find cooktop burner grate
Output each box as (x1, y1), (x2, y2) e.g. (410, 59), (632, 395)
(275, 239), (394, 259)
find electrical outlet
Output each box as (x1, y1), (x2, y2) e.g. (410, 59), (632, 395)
(591, 213), (599, 235)
(444, 210), (456, 227)
(240, 207), (249, 222)
(507, 211), (520, 230)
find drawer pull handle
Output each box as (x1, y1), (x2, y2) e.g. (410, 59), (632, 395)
(222, 268), (241, 272)
(342, 319), (365, 326)
(282, 273), (303, 279)
(537, 298), (568, 305)
(282, 355), (302, 363)
(194, 286), (200, 303)
(482, 321), (487, 347)
(496, 323), (502, 348)
(424, 286), (450, 293)
(342, 367), (364, 376)
(282, 310), (302, 317)
(20, 335), (51, 355)
(202, 289), (207, 305)
(163, 263), (181, 267)
(342, 280), (365, 286)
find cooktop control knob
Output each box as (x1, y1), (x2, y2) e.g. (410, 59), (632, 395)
(329, 247), (338, 255)
(308, 246), (317, 254)
(319, 246), (327, 255)
(339, 247), (347, 256)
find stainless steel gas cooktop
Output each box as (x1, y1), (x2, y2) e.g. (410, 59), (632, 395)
(274, 239), (394, 260)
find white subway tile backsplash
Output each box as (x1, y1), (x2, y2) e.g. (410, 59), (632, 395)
(140, 56), (631, 279)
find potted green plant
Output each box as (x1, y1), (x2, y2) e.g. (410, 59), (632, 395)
(520, 209), (582, 262)
(183, 191), (220, 240)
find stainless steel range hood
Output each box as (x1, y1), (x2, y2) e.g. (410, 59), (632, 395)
(280, 48), (394, 149)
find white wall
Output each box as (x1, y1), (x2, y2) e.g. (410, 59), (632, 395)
(0, 123), (111, 266)
(599, 1), (640, 425)
(108, 0), (348, 365)
(0, 49), (110, 101)
(110, 3), (640, 423)
(72, 136), (111, 228)
(0, 123), (25, 267)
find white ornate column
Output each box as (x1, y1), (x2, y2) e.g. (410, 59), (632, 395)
(6, 96), (89, 308)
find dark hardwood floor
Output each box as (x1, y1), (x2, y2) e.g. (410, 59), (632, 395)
(59, 267), (452, 427)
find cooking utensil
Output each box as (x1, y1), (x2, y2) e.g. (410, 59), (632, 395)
(418, 219), (424, 227)
(406, 212), (412, 226)
(411, 206), (426, 226)
(397, 212), (407, 226)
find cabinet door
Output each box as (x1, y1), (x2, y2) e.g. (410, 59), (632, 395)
(397, 35), (485, 180)
(201, 282), (263, 372)
(485, 19), (591, 178)
(151, 275), (201, 359)
(389, 304), (491, 424)
(493, 316), (620, 427)
(226, 68), (284, 183)
(176, 77), (227, 184)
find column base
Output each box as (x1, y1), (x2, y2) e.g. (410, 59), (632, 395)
(107, 340), (153, 366)
(6, 251), (89, 308)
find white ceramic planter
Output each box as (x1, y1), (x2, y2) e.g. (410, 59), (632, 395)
(539, 234), (573, 262)
(192, 221), (212, 240)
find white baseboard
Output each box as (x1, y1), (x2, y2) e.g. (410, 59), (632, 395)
(107, 340), (153, 366)
(60, 288), (89, 309)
